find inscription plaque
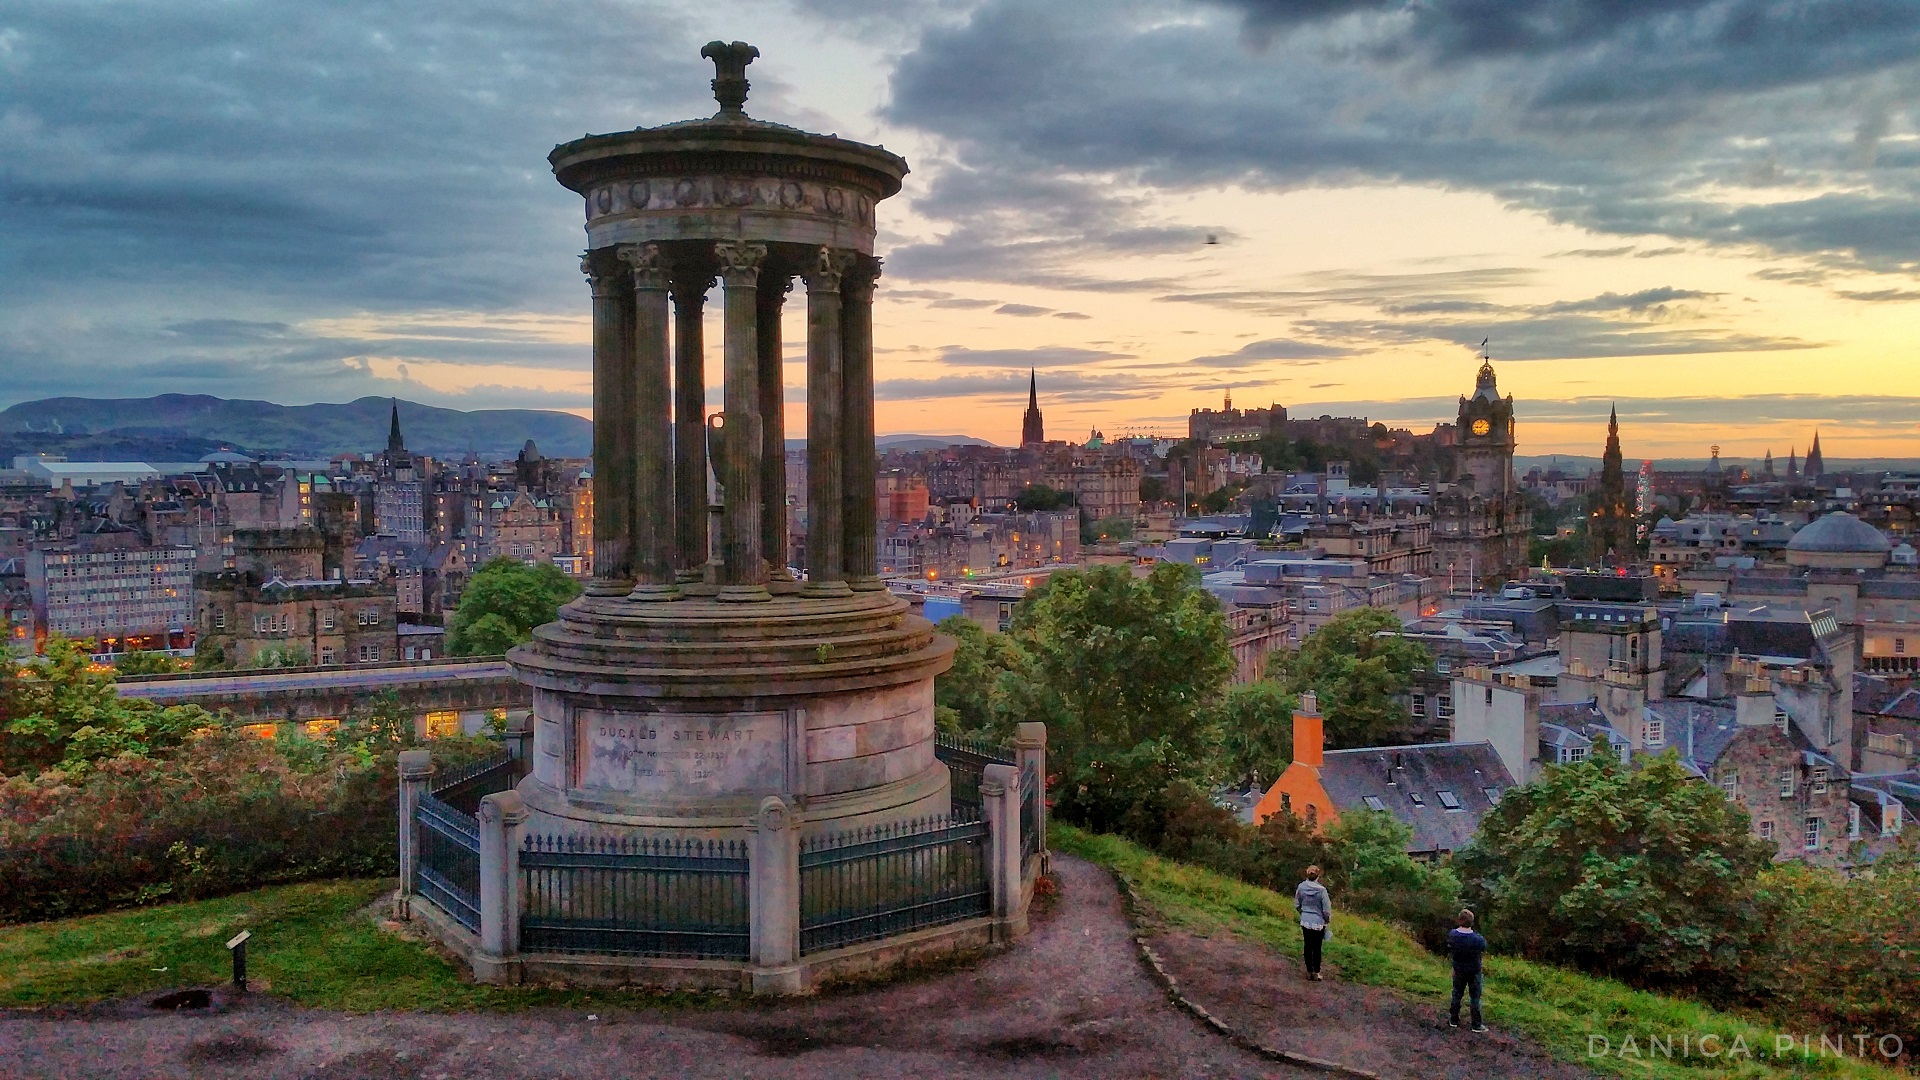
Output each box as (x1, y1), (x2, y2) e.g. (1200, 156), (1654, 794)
(577, 710), (787, 797)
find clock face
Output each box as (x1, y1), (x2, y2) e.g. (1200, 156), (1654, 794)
(1471, 418), (1492, 436)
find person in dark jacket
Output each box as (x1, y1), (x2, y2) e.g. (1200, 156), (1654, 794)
(1294, 865), (1331, 981)
(1447, 909), (1488, 1032)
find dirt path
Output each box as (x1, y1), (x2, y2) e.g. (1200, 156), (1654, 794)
(2, 857), (1315, 1080)
(1138, 918), (1603, 1080)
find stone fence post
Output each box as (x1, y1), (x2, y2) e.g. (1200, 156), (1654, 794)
(981, 763), (1025, 938)
(396, 749), (434, 917)
(476, 790), (528, 984)
(1015, 721), (1049, 875)
(749, 795), (803, 994)
(503, 711), (533, 762)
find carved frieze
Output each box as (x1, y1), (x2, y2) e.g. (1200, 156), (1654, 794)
(584, 176), (879, 229)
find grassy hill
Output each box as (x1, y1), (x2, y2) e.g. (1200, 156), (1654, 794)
(1057, 825), (1903, 1080)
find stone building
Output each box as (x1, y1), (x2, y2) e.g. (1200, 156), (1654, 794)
(475, 489), (564, 565)
(26, 521), (195, 653)
(1189, 390), (1284, 446)
(374, 401), (430, 544)
(195, 528), (398, 667)
(1433, 359), (1531, 589)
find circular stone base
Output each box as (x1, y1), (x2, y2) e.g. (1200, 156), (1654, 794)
(507, 590), (956, 841)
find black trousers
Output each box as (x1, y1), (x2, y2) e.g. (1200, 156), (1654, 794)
(1302, 927), (1325, 975)
(1450, 970), (1483, 1027)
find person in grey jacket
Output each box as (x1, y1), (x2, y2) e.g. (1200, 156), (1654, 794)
(1294, 865), (1331, 980)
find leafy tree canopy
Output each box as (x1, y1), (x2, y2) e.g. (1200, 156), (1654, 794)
(1269, 607), (1431, 748)
(1203, 680), (1295, 790)
(998, 563), (1234, 831)
(112, 651), (182, 676)
(932, 615), (1020, 740)
(2, 637), (216, 777)
(1454, 753), (1777, 986)
(1014, 484), (1075, 513)
(446, 558), (581, 656)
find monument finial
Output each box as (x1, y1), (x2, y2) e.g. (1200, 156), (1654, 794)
(701, 40), (760, 117)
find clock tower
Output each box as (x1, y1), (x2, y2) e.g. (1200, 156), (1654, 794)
(1455, 359), (1516, 496)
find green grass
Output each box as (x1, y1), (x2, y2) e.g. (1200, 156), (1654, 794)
(1054, 825), (1904, 1080)
(0, 879), (722, 1012)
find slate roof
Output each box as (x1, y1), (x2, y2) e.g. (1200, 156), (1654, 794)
(1317, 741), (1514, 854)
(1646, 699), (1741, 773)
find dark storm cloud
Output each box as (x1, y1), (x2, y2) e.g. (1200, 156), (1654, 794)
(886, 0), (1920, 283)
(0, 0), (719, 407)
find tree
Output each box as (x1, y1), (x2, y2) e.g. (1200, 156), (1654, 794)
(1, 636), (215, 776)
(932, 616), (1019, 739)
(113, 651), (181, 676)
(1139, 474), (1169, 505)
(1080, 516), (1134, 545)
(1203, 680), (1295, 789)
(999, 563), (1234, 832)
(1269, 607), (1431, 749)
(447, 558), (582, 656)
(250, 644), (311, 670)
(1014, 484), (1074, 512)
(1454, 754), (1777, 987)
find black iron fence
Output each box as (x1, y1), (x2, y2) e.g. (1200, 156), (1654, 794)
(934, 731), (1015, 811)
(432, 750), (524, 816)
(798, 810), (990, 955)
(415, 791), (481, 932)
(519, 835), (751, 961)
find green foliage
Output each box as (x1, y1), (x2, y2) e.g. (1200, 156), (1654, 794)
(1013, 483), (1074, 512)
(446, 557), (581, 656)
(250, 643), (311, 670)
(1454, 754), (1778, 989)
(1080, 515), (1134, 544)
(1202, 679), (1295, 789)
(931, 616), (1019, 741)
(998, 563), (1234, 832)
(111, 651), (180, 676)
(1746, 845), (1920, 1039)
(1139, 473), (1169, 504)
(1269, 607), (1431, 748)
(1057, 824), (1903, 1080)
(1, 637), (216, 777)
(190, 637), (228, 671)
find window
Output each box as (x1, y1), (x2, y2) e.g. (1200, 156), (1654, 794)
(1437, 790), (1462, 811)
(1780, 767), (1795, 798)
(1643, 717), (1665, 747)
(425, 710), (460, 738)
(1720, 772), (1738, 799)
(1811, 766), (1828, 795)
(1408, 792), (1425, 806)
(212, 610), (226, 630)
(1898, 638), (1909, 656)
(319, 646), (335, 665)
(1411, 697), (1426, 719)
(1759, 820), (1775, 841)
(302, 717), (340, 737)
(322, 612), (336, 631)
(239, 722), (277, 740)
(1804, 815), (1822, 850)
(1775, 708), (1790, 732)
(1437, 695), (1454, 721)
(1849, 803), (1862, 840)
(1280, 792), (1292, 815)
(1363, 796), (1386, 812)
(1565, 746), (1588, 764)
(1483, 787), (1501, 805)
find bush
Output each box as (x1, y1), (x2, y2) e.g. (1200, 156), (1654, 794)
(1744, 847), (1920, 1040)
(0, 728), (499, 923)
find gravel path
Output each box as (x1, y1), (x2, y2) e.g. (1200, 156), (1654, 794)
(2, 857), (1313, 1080)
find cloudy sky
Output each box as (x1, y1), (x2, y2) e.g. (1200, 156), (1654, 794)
(3, 0), (1918, 458)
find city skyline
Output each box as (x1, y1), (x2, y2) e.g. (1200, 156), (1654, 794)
(3, 1), (1918, 459)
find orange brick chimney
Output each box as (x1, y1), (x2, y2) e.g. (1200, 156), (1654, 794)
(1293, 691), (1324, 768)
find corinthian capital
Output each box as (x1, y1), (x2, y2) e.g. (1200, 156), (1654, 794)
(843, 255), (882, 302)
(803, 246), (857, 294)
(618, 243), (668, 290)
(713, 241), (768, 287)
(581, 248), (627, 298)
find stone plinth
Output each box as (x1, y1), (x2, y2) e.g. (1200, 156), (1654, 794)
(508, 589), (954, 839)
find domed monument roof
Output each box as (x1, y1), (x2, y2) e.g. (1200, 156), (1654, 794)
(1787, 511), (1891, 554)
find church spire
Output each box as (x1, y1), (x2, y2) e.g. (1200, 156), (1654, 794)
(1805, 430), (1824, 478)
(387, 398), (405, 455)
(1021, 369), (1045, 448)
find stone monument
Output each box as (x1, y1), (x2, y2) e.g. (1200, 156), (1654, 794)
(510, 41), (955, 841)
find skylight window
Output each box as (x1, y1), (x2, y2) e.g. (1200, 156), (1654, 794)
(1363, 796), (1386, 812)
(1437, 790), (1462, 811)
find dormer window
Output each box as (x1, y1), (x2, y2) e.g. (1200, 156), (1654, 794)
(1643, 718), (1665, 747)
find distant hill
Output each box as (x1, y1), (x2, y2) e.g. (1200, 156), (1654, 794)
(0, 395), (591, 460)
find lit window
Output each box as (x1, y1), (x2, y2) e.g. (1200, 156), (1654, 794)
(239, 722), (277, 740)
(302, 717), (340, 737)
(1437, 790), (1461, 811)
(1363, 795), (1386, 811)
(425, 710), (460, 737)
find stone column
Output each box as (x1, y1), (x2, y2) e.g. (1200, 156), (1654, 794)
(476, 789), (529, 983)
(840, 256), (883, 591)
(671, 259), (715, 584)
(621, 243), (680, 601)
(583, 249), (636, 595)
(396, 749), (434, 915)
(981, 763), (1025, 937)
(749, 795), (803, 994)
(1015, 722), (1049, 875)
(802, 247), (854, 597)
(758, 267), (794, 585)
(714, 241), (770, 602)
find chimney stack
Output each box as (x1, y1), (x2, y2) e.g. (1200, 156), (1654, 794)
(1293, 691), (1324, 769)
